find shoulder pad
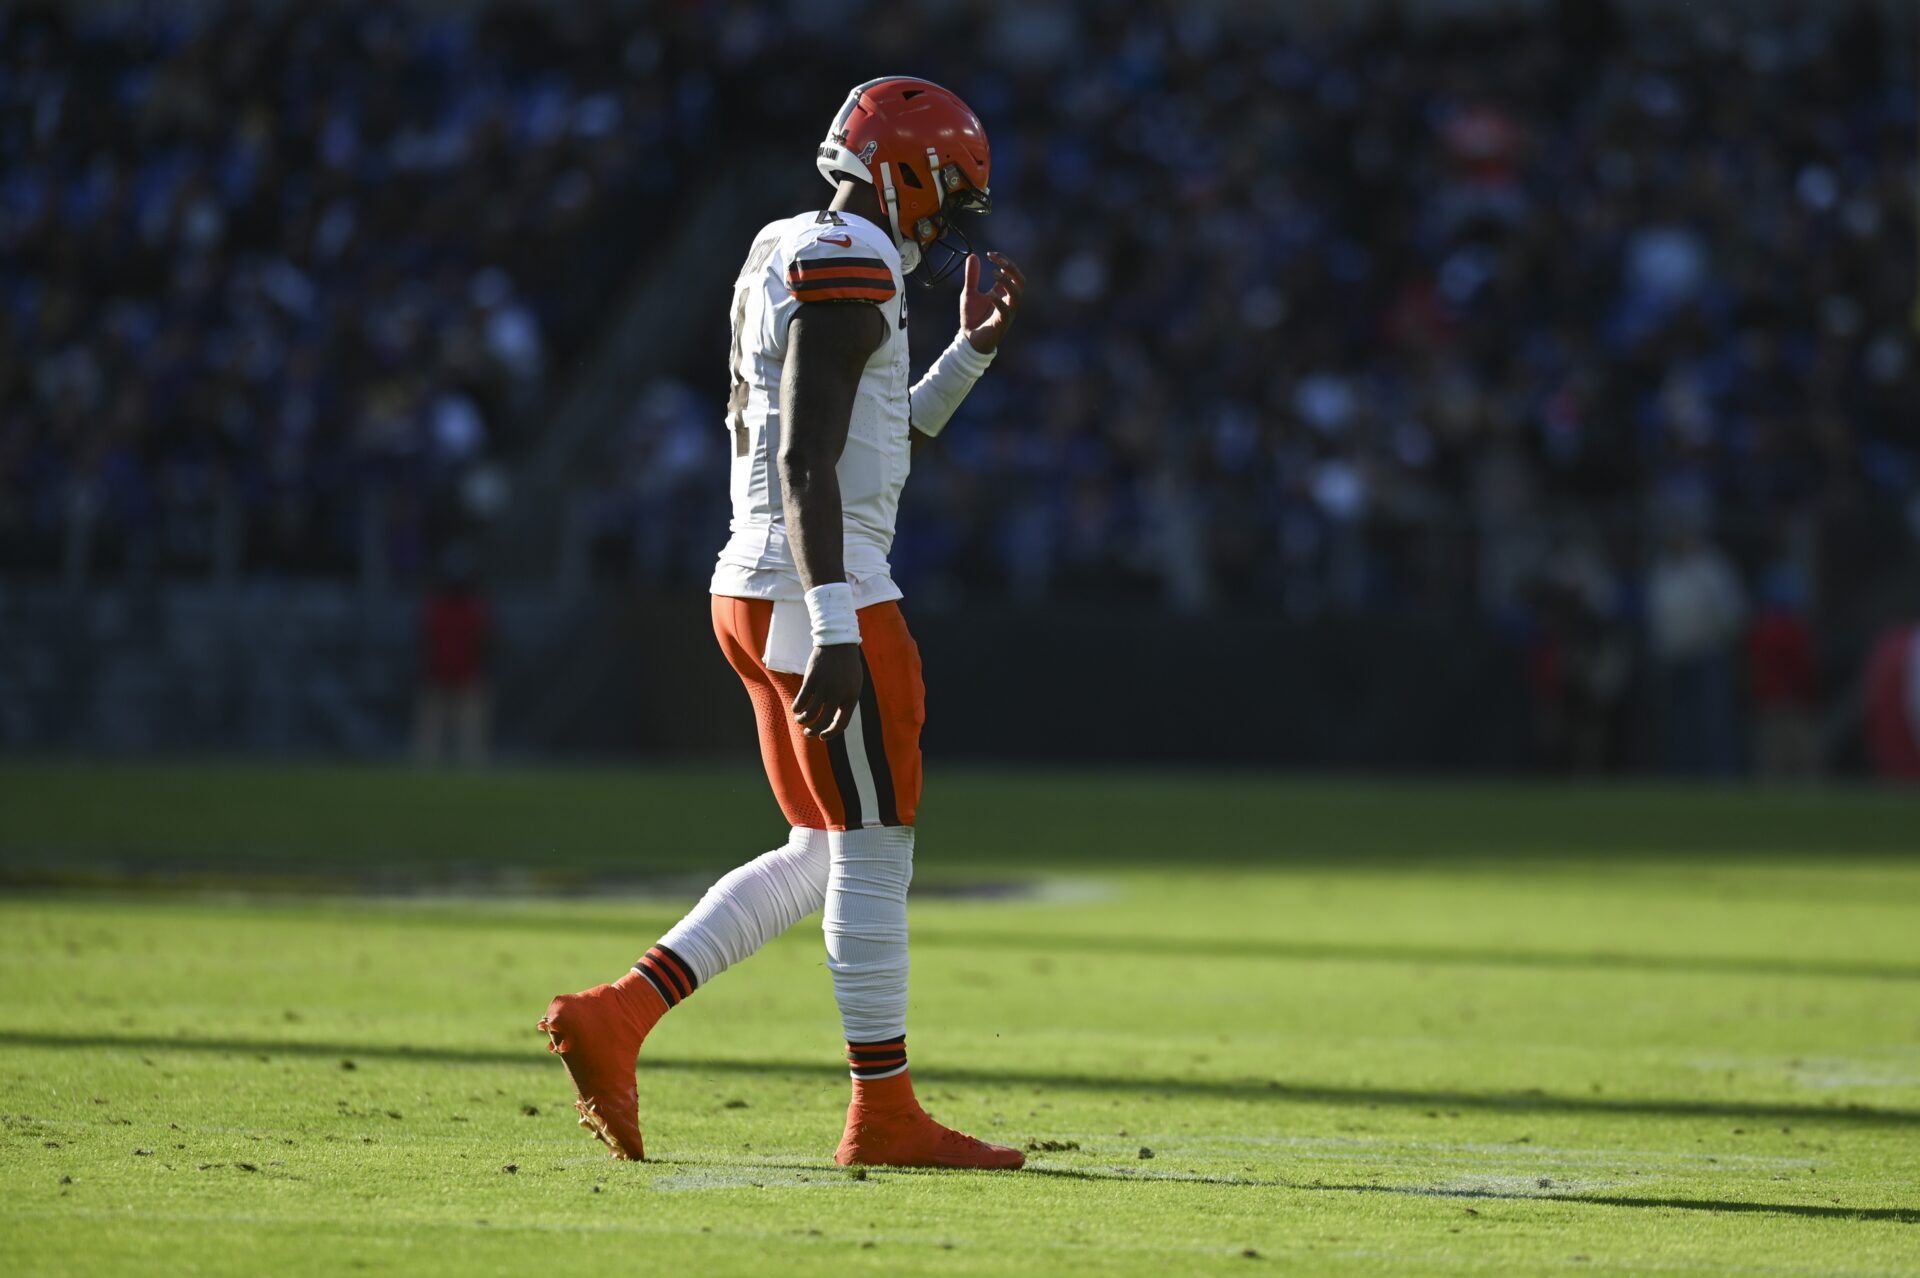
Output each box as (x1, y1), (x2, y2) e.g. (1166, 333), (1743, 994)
(784, 217), (898, 304)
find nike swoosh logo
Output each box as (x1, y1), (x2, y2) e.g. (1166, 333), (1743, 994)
(817, 235), (853, 247)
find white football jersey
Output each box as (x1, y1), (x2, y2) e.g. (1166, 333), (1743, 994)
(710, 209), (911, 608)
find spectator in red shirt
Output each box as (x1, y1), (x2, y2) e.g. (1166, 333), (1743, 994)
(1747, 566), (1821, 780)
(1863, 622), (1920, 783)
(414, 551), (491, 766)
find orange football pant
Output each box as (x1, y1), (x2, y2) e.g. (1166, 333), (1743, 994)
(711, 595), (925, 831)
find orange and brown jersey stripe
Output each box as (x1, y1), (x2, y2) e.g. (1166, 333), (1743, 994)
(846, 1035), (908, 1080)
(632, 944), (698, 1008)
(787, 256), (895, 304)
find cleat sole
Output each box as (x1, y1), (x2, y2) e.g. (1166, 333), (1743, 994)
(537, 988), (648, 1161)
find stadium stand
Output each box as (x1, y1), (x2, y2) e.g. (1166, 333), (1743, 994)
(2, 0), (1915, 772)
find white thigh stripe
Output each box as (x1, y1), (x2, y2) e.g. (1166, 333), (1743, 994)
(840, 706), (884, 829)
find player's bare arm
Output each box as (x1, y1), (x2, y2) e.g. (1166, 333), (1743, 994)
(780, 301), (886, 740)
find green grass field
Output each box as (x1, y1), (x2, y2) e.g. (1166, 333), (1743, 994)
(2, 763), (1918, 1275)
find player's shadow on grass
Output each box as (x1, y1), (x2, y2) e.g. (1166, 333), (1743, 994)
(6, 1029), (1919, 1130)
(1305, 1180), (1920, 1225)
(911, 929), (1920, 983)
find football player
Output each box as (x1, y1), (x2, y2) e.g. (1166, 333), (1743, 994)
(540, 77), (1027, 1169)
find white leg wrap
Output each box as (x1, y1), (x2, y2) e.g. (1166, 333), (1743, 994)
(823, 825), (914, 1042)
(657, 826), (830, 985)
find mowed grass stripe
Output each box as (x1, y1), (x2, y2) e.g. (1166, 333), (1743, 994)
(3, 763), (1916, 874)
(8, 890), (1915, 981)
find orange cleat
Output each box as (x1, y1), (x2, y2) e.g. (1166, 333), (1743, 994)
(833, 1071), (1025, 1170)
(537, 971), (667, 1161)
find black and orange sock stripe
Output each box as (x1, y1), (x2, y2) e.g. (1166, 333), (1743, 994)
(632, 944), (698, 1008)
(846, 1035), (908, 1080)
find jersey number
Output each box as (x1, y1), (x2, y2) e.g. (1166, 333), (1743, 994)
(728, 236), (779, 456)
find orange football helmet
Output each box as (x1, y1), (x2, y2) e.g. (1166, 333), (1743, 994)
(816, 76), (991, 276)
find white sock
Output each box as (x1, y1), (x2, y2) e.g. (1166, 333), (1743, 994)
(822, 825), (914, 1043)
(655, 826), (831, 986)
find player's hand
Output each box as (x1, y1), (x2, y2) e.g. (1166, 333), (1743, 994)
(792, 643), (863, 740)
(960, 252), (1025, 354)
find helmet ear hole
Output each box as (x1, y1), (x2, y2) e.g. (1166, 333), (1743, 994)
(897, 165), (923, 190)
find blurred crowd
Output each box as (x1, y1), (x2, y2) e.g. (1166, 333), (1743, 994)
(576, 0), (1920, 778)
(7, 1), (1919, 620)
(637, 0), (1912, 602)
(601, 0), (1918, 618)
(964, 0), (1916, 617)
(580, 0), (1920, 780)
(0, 0), (715, 576)
(4, 0), (1917, 776)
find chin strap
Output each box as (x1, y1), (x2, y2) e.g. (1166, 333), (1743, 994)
(877, 161), (922, 275)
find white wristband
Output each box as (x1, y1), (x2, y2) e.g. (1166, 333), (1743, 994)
(804, 583), (860, 647)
